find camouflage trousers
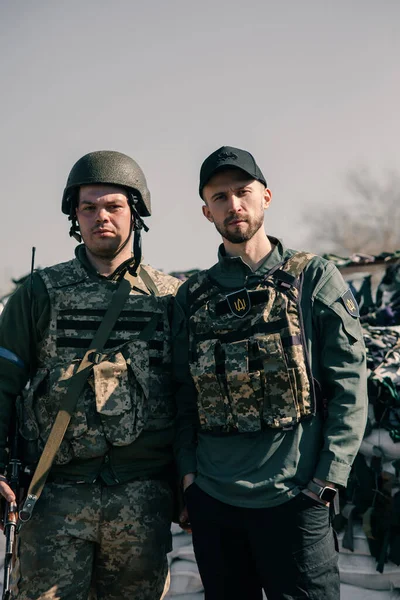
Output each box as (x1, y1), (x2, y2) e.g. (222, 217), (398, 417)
(11, 478), (173, 600)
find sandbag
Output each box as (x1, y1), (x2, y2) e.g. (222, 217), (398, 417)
(341, 583), (400, 599)
(165, 595), (204, 600)
(169, 542), (197, 563)
(170, 532), (194, 552)
(168, 560), (203, 595)
(339, 554), (400, 590)
(171, 523), (186, 536)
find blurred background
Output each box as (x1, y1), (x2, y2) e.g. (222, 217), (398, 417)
(1, 0), (399, 295)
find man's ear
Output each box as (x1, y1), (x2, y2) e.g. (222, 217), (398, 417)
(263, 187), (272, 210)
(202, 204), (214, 223)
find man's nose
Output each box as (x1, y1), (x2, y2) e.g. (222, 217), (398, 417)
(227, 194), (242, 212)
(96, 208), (110, 221)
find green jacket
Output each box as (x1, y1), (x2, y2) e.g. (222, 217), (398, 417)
(172, 238), (368, 508)
(0, 245), (180, 484)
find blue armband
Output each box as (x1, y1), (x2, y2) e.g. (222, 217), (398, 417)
(0, 347), (25, 369)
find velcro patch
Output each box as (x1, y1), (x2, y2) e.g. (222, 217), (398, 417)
(341, 289), (360, 317)
(226, 288), (251, 318)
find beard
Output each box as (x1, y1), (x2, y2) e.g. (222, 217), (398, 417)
(215, 211), (265, 244)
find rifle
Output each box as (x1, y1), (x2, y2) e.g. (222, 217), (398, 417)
(1, 247), (35, 598)
(2, 417), (21, 600)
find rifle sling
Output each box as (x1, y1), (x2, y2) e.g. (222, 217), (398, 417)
(19, 269), (140, 524)
(139, 265), (159, 297)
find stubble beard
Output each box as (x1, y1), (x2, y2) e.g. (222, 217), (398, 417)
(215, 212), (265, 244)
(82, 232), (129, 261)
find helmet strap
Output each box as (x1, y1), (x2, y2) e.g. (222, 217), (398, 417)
(130, 229), (142, 276)
(129, 193), (149, 233)
(69, 217), (82, 243)
(128, 193), (149, 275)
(67, 192), (82, 242)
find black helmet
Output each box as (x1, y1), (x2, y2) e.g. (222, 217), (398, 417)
(62, 150), (151, 217)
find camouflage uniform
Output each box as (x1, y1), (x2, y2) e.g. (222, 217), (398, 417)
(12, 479), (172, 600)
(0, 246), (180, 600)
(18, 257), (178, 466)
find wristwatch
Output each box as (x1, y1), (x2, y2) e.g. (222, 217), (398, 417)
(307, 480), (337, 502)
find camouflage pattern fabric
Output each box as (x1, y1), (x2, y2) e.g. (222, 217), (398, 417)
(188, 252), (316, 431)
(335, 264), (400, 572)
(17, 258), (180, 466)
(10, 479), (173, 599)
(362, 324), (400, 442)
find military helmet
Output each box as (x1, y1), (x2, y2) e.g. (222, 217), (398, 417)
(61, 150), (151, 217)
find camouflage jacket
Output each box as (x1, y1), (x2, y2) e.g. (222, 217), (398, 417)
(0, 245), (181, 482)
(173, 238), (368, 508)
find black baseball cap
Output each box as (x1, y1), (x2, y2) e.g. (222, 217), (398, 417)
(199, 146), (267, 198)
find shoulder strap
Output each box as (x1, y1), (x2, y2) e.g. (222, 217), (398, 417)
(19, 269), (137, 525)
(281, 252), (315, 278)
(187, 271), (220, 317)
(270, 252), (315, 288)
(139, 265), (159, 297)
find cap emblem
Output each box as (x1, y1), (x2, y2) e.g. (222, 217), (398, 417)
(217, 151), (238, 161)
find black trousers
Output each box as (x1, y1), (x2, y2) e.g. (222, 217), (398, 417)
(185, 483), (339, 600)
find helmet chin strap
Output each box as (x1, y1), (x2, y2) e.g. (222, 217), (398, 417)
(67, 192), (83, 242)
(69, 219), (82, 243)
(129, 194), (149, 275)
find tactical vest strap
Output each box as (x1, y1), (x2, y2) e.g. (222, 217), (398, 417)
(187, 273), (215, 317)
(280, 252), (315, 278)
(19, 268), (137, 526)
(268, 253), (314, 290)
(272, 270), (297, 287)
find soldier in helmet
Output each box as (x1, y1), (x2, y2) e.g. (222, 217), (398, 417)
(0, 151), (181, 599)
(172, 146), (368, 599)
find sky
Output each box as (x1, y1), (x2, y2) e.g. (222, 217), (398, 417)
(1, 0), (399, 294)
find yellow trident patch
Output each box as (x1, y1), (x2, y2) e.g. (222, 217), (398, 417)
(346, 297), (356, 313)
(234, 297), (247, 312)
(341, 289), (359, 317)
(226, 288), (251, 318)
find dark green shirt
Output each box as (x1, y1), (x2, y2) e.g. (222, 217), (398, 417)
(172, 238), (368, 508)
(0, 245), (175, 484)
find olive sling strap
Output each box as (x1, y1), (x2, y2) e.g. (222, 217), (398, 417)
(19, 266), (159, 524)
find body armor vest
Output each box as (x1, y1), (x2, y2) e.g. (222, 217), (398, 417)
(187, 252), (316, 432)
(18, 258), (179, 465)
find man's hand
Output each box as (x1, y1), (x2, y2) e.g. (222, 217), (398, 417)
(179, 505), (192, 533)
(0, 475), (15, 503)
(182, 472), (196, 493)
(0, 475), (16, 532)
(179, 473), (196, 533)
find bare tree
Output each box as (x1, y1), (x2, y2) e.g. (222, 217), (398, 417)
(306, 169), (400, 256)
